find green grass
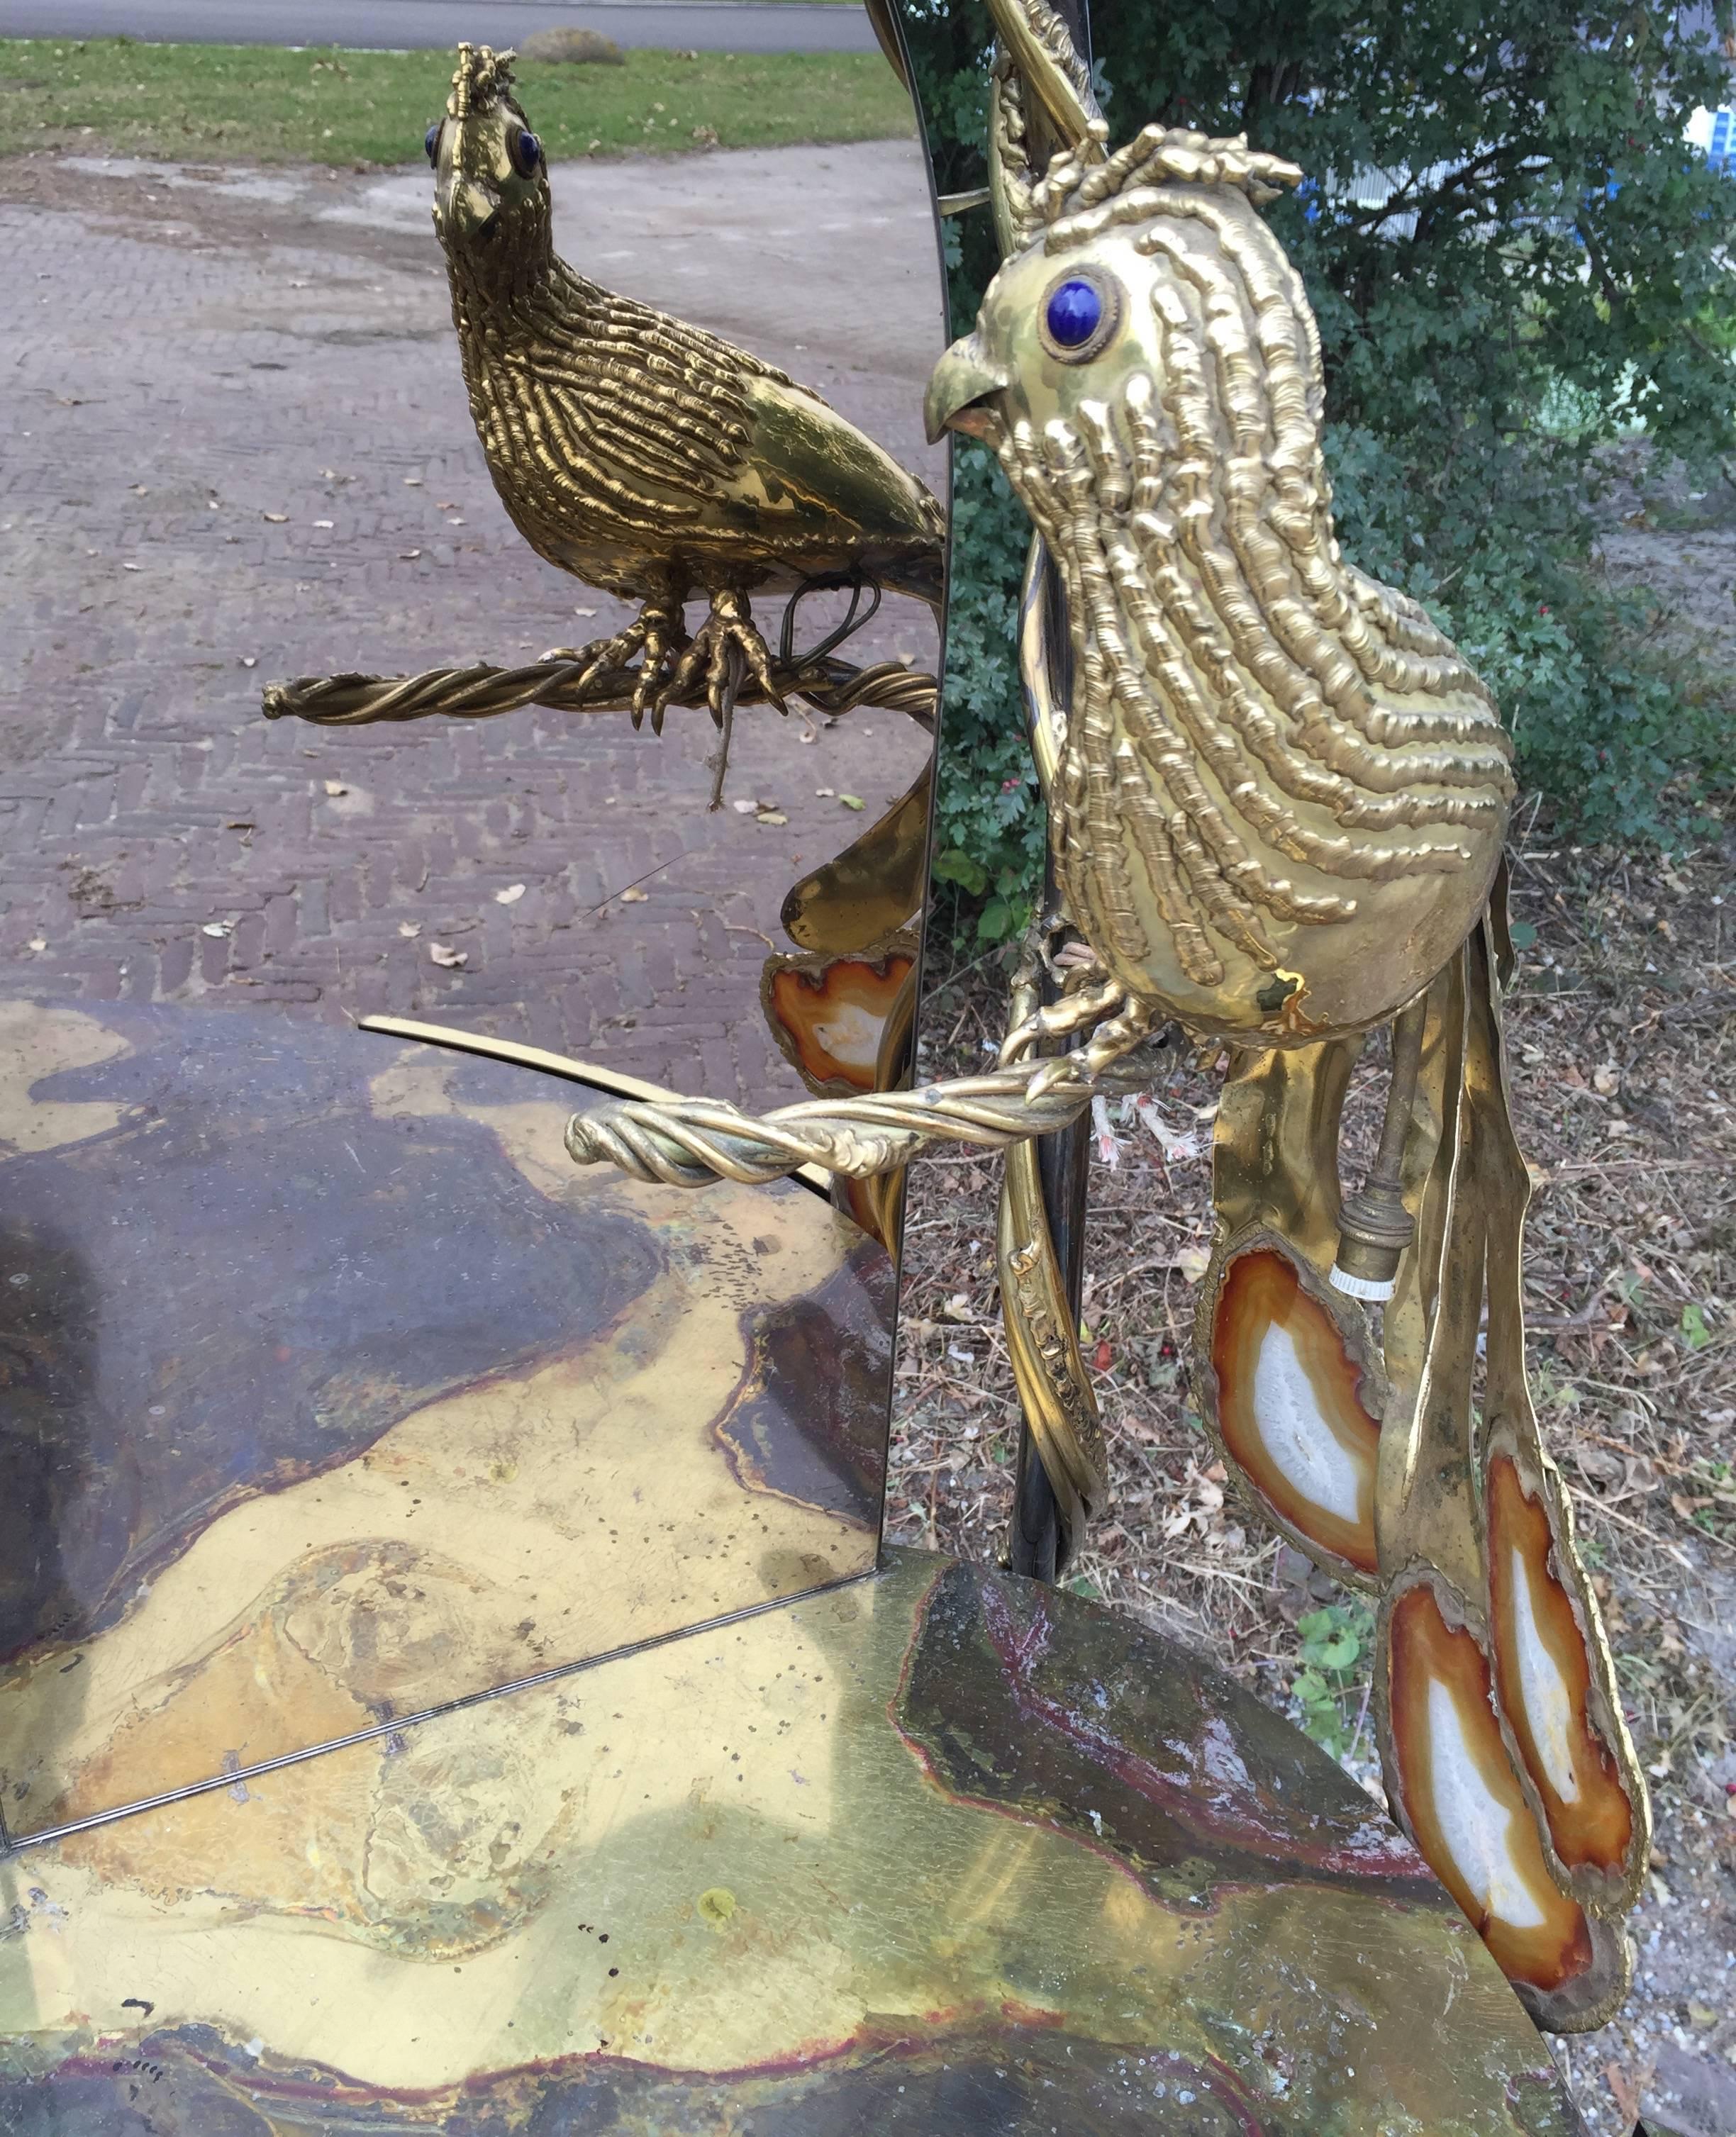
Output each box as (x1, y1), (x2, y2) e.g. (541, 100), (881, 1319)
(0, 38), (915, 163)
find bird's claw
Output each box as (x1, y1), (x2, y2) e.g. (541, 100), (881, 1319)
(651, 592), (786, 808)
(539, 603), (687, 728)
(1027, 1054), (1084, 1104)
(655, 591), (786, 730)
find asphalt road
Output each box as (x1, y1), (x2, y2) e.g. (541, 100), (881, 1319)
(0, 0), (877, 53)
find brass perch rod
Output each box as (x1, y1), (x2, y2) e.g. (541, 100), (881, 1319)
(358, 1015), (835, 1198)
(262, 653), (937, 732)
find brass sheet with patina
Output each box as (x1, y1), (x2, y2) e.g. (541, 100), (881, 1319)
(0, 1000), (891, 1840)
(1, 1548), (1581, 2133)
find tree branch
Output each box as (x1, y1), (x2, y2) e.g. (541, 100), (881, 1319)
(1575, 217), (1628, 318)
(1345, 142), (1548, 243)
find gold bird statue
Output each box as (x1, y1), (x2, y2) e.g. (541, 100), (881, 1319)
(558, 0), (1649, 2034)
(923, 134), (1515, 1046)
(428, 42), (945, 742)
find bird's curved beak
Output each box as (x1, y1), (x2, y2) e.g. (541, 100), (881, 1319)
(435, 169), (501, 244)
(924, 333), (1011, 445)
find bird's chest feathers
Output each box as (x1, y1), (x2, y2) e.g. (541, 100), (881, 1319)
(457, 320), (601, 518)
(457, 313), (545, 436)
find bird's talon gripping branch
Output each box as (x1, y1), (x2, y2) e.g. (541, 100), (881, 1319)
(539, 599), (687, 730)
(655, 590), (789, 804)
(1025, 1054), (1079, 1105)
(660, 591), (787, 728)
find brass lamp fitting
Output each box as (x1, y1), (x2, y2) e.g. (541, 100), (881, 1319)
(1331, 999), (1426, 1302)
(1330, 1176), (1415, 1299)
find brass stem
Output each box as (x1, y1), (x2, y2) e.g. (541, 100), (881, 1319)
(1331, 996), (1426, 1299)
(1373, 996), (1427, 1188)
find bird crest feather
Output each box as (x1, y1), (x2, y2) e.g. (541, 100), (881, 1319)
(450, 43), (518, 121)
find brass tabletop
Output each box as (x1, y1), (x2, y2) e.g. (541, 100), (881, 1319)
(0, 1000), (891, 1840)
(1, 1549), (1580, 2132)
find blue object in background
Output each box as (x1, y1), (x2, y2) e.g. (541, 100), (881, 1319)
(1710, 108), (1733, 172)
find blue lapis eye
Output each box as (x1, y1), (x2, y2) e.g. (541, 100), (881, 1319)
(425, 121), (441, 165)
(1045, 277), (1104, 348)
(513, 129), (542, 177)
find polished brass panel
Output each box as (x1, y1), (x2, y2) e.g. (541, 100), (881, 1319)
(779, 766), (933, 955)
(0, 1002), (891, 1837)
(1, 1551), (1582, 2133)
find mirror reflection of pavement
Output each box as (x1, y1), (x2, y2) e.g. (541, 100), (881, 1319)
(0, 141), (945, 1112)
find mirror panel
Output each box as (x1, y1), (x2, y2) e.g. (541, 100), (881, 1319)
(0, 28), (945, 1840)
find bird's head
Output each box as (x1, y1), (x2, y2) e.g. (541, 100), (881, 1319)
(428, 44), (551, 284)
(925, 127), (1307, 450)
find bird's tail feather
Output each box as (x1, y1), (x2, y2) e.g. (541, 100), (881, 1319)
(1196, 904), (1648, 2031)
(1195, 1030), (1384, 1585)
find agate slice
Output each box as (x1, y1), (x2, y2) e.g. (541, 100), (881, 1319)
(762, 940), (917, 1100)
(1383, 1578), (1630, 2029)
(1205, 1243), (1381, 1578)
(1486, 1446), (1640, 1895)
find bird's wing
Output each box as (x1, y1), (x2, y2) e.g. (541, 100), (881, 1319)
(501, 272), (819, 535)
(486, 272), (941, 595)
(718, 374), (946, 582)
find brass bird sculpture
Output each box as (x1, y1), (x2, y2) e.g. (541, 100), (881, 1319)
(560, 0), (1649, 2033)
(428, 43), (944, 758)
(925, 137), (1515, 1046)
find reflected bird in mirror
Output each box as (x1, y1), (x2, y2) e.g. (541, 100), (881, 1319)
(430, 42), (943, 790)
(265, 42), (945, 815)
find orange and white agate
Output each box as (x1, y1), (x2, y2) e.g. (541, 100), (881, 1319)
(1206, 1246), (1381, 1578)
(1485, 1450), (1637, 1889)
(1384, 1581), (1598, 1999)
(764, 947), (916, 1095)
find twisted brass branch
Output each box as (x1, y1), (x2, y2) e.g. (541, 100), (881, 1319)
(564, 996), (1164, 1189)
(262, 654), (937, 731)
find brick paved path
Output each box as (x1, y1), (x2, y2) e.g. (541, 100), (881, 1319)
(0, 140), (945, 1111)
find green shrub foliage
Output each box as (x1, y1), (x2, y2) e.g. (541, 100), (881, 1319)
(904, 1), (1736, 940)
